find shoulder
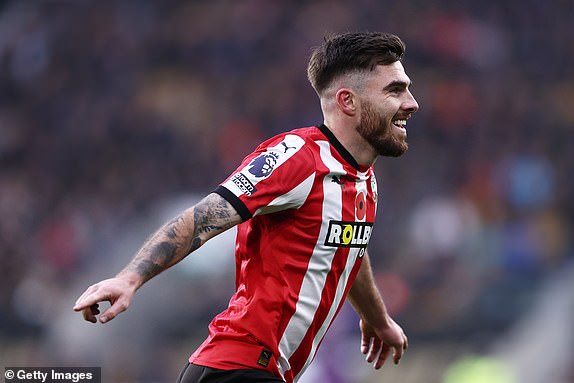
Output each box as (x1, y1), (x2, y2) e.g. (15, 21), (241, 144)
(256, 126), (323, 149)
(251, 126), (323, 163)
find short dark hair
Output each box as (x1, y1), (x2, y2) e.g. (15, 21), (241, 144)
(307, 32), (406, 95)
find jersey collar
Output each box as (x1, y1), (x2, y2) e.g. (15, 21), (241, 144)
(318, 124), (370, 172)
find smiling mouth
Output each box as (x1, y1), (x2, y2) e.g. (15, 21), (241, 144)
(392, 119), (407, 130)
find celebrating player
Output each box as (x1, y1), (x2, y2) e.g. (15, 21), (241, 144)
(74, 31), (419, 383)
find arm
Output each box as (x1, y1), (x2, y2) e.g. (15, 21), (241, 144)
(73, 192), (242, 324)
(347, 251), (408, 368)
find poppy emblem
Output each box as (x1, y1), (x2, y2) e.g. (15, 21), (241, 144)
(355, 191), (366, 221)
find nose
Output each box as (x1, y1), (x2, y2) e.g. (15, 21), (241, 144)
(403, 90), (419, 113)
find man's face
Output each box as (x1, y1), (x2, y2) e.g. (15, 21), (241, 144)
(356, 62), (418, 157)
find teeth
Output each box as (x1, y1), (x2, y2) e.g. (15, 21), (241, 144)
(393, 119), (407, 126)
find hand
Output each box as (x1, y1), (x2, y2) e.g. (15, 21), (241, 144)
(360, 317), (408, 369)
(73, 277), (137, 324)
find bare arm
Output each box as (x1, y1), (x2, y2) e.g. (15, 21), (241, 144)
(348, 251), (408, 368)
(73, 192), (242, 323)
(348, 252), (389, 327)
(118, 192), (241, 287)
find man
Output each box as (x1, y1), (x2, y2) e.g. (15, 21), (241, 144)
(74, 31), (419, 383)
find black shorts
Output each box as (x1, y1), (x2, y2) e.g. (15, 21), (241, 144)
(177, 363), (285, 383)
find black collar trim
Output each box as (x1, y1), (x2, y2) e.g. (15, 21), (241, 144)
(318, 124), (361, 171)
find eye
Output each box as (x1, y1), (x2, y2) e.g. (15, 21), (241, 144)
(384, 81), (410, 95)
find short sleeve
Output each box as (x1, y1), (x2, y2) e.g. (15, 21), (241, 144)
(215, 133), (316, 221)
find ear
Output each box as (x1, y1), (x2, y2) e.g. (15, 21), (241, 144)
(335, 89), (358, 116)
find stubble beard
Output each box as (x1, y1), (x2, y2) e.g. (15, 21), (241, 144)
(357, 101), (408, 158)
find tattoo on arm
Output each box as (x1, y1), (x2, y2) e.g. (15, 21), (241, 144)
(121, 193), (241, 284)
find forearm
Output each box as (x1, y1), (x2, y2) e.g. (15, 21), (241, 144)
(116, 210), (197, 288)
(117, 192), (241, 288)
(348, 251), (390, 328)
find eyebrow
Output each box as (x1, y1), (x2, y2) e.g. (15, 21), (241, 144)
(383, 80), (412, 91)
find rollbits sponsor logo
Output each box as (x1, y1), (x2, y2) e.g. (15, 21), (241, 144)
(324, 221), (373, 257)
(4, 367), (100, 383)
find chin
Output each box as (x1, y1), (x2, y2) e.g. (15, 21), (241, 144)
(377, 138), (408, 157)
(381, 147), (407, 157)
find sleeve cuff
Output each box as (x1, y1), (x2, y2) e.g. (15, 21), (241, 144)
(214, 185), (252, 222)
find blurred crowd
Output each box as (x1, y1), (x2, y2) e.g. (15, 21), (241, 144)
(1, 1), (573, 382)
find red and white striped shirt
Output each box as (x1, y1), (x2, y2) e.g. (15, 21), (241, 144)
(190, 125), (378, 383)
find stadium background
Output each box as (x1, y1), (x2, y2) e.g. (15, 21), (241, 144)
(0, 1), (573, 382)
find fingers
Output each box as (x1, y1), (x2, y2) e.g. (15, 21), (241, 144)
(80, 303), (100, 323)
(76, 298), (128, 324)
(392, 343), (404, 365)
(73, 284), (105, 312)
(400, 333), (409, 364)
(74, 285), (107, 323)
(366, 337), (382, 363)
(364, 336), (391, 369)
(361, 333), (370, 354)
(369, 341), (404, 369)
(73, 280), (131, 324)
(375, 344), (391, 369)
(391, 333), (408, 365)
(363, 331), (408, 369)
(98, 299), (128, 323)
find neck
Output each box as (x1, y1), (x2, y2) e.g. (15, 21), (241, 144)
(323, 120), (377, 167)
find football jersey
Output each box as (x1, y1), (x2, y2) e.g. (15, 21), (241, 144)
(189, 124), (379, 383)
